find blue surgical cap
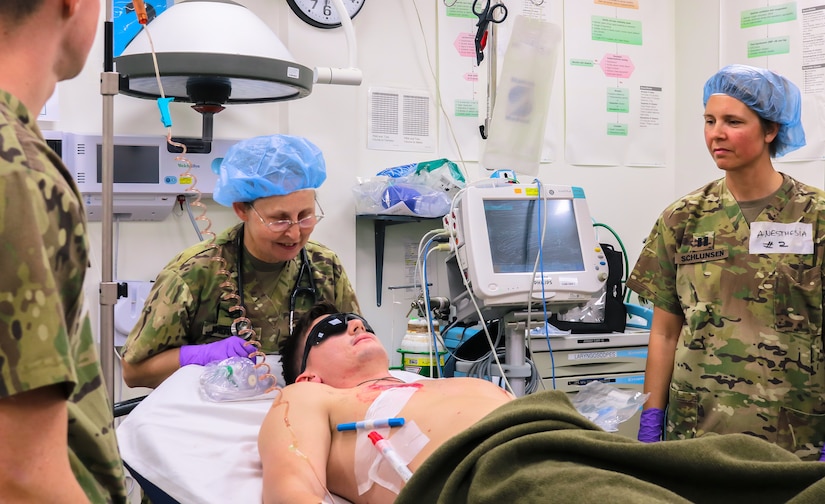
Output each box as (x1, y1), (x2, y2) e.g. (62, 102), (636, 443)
(702, 64), (805, 157)
(212, 134), (327, 206)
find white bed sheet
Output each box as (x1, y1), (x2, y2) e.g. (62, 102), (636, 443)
(116, 359), (423, 503)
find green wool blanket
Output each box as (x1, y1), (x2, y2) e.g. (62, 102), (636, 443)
(395, 390), (825, 504)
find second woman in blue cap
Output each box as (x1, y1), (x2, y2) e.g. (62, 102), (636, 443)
(628, 65), (825, 460)
(121, 134), (361, 389)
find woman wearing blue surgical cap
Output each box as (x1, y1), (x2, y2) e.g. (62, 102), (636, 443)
(628, 65), (825, 461)
(120, 134), (361, 388)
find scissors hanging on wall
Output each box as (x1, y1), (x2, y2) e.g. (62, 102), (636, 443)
(473, 0), (508, 65)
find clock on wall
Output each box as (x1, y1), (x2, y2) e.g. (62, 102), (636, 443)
(286, 0), (366, 29)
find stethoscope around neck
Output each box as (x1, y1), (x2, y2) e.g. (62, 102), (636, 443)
(234, 224), (318, 338)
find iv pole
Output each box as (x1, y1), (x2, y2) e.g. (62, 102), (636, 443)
(481, 21), (498, 139)
(99, 0), (118, 405)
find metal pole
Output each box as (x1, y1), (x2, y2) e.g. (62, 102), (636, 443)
(483, 22), (498, 139)
(504, 314), (526, 397)
(99, 0), (118, 405)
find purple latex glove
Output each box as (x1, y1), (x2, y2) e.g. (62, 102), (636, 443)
(179, 336), (255, 366)
(637, 408), (665, 443)
(820, 446), (825, 462)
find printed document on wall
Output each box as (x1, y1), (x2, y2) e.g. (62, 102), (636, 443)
(719, 0), (825, 161)
(367, 87), (436, 153)
(437, 0), (485, 162)
(564, 0), (669, 167)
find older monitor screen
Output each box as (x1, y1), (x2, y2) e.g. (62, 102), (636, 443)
(95, 144), (159, 184)
(445, 183), (607, 322)
(484, 199), (585, 274)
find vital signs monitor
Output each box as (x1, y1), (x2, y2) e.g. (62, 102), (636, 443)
(62, 133), (235, 195)
(50, 132), (236, 221)
(444, 182), (608, 322)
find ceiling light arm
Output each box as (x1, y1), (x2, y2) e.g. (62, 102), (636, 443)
(313, 0), (363, 86)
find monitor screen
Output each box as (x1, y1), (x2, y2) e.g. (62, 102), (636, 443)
(95, 144), (160, 184)
(484, 199), (585, 274)
(445, 183), (607, 322)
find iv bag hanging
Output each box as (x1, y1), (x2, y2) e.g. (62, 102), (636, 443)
(482, 16), (561, 176)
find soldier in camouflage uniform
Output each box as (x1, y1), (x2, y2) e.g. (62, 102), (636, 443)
(121, 135), (360, 389)
(628, 64), (825, 461)
(0, 0), (128, 501)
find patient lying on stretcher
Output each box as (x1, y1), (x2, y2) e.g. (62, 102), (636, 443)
(260, 302), (825, 504)
(259, 301), (513, 504)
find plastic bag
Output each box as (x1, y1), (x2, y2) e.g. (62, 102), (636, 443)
(376, 159), (465, 192)
(353, 159), (465, 218)
(199, 356), (277, 402)
(570, 381), (649, 432)
(381, 182), (452, 217)
(482, 16), (561, 175)
(553, 290), (607, 324)
(528, 321), (571, 336)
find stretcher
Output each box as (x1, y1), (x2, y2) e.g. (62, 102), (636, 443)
(116, 358), (422, 503)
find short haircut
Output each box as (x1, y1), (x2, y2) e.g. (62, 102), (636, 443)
(279, 300), (340, 384)
(1, 0), (44, 22)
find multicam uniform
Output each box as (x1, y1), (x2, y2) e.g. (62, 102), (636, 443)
(0, 91), (127, 502)
(121, 223), (361, 363)
(628, 175), (825, 460)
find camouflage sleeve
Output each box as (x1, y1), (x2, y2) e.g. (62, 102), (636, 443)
(627, 210), (683, 315)
(0, 143), (78, 398)
(332, 252), (361, 315)
(120, 266), (197, 364)
(306, 242), (361, 315)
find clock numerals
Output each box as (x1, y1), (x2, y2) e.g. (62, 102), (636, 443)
(306, 1), (335, 19)
(287, 0), (366, 29)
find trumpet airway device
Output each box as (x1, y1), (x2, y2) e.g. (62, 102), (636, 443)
(337, 417), (405, 432)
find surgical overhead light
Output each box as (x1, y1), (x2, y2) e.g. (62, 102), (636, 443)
(116, 0), (314, 104)
(114, 0), (362, 149)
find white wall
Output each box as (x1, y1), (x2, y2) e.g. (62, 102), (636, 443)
(674, 0), (721, 195)
(49, 1), (822, 380)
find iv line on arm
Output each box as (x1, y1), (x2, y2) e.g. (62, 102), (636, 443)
(269, 390), (336, 503)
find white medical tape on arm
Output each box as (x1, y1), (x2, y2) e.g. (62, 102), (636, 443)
(354, 386), (429, 495)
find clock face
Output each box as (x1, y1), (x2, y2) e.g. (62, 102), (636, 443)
(287, 0), (366, 29)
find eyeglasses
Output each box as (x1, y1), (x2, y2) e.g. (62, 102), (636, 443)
(250, 201), (325, 233)
(299, 313), (374, 374)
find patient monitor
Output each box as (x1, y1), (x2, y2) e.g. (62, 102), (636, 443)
(444, 182), (608, 323)
(50, 132), (237, 221)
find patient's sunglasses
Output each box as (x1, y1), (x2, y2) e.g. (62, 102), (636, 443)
(299, 313), (374, 374)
